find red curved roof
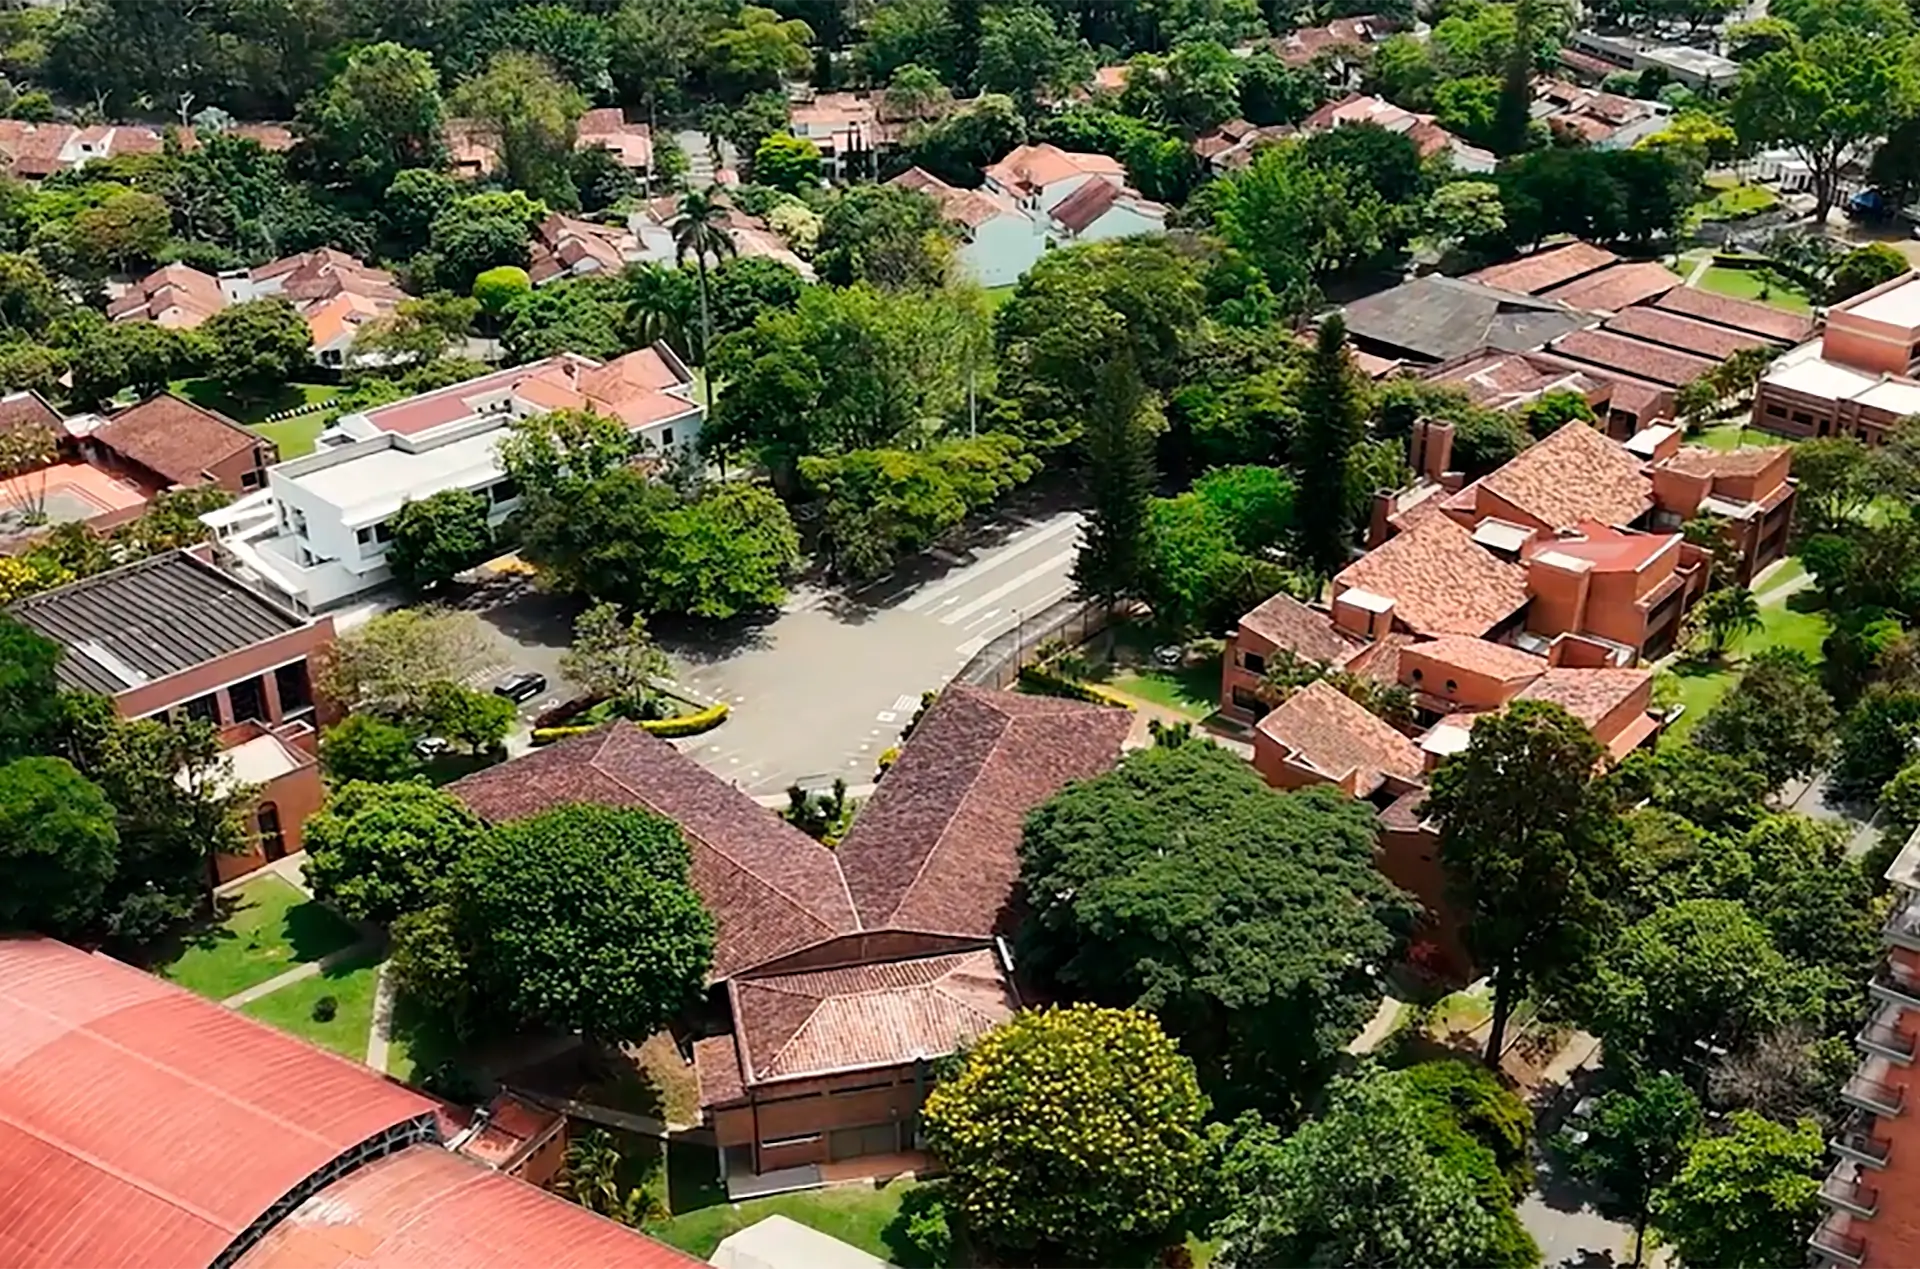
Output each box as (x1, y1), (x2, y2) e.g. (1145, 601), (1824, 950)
(0, 937), (438, 1269)
(232, 1145), (702, 1269)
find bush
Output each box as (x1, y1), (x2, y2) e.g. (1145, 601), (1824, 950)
(886, 1188), (955, 1267)
(529, 702), (729, 745)
(312, 994), (339, 1022)
(1017, 664), (1136, 710)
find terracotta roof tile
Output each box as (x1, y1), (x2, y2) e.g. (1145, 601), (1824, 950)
(1256, 679), (1426, 791)
(1539, 261), (1681, 313)
(1653, 286), (1815, 343)
(1048, 177), (1119, 233)
(728, 949), (1017, 1087)
(1335, 515), (1530, 637)
(0, 389), (60, 436)
(692, 1034), (745, 1106)
(1464, 242), (1620, 294)
(1476, 420), (1654, 529)
(1550, 327), (1717, 388)
(448, 726), (859, 978)
(1516, 665), (1652, 730)
(1237, 591), (1361, 665)
(835, 687), (1129, 937)
(1401, 635), (1547, 683)
(1603, 306), (1779, 360)
(984, 143), (1124, 196)
(91, 395), (263, 488)
(1660, 444), (1791, 478)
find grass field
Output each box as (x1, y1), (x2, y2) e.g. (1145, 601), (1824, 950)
(1691, 178), (1778, 224)
(649, 1174), (933, 1264)
(1661, 594), (1831, 745)
(154, 874), (358, 1000)
(240, 949), (383, 1058)
(1696, 265), (1814, 314)
(170, 378), (337, 426)
(982, 284), (1016, 312)
(1108, 659), (1221, 719)
(252, 411), (333, 458)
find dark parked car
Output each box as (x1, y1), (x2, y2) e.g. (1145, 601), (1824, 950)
(492, 671), (548, 704)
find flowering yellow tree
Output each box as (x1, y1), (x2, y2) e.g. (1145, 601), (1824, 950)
(919, 1004), (1207, 1265)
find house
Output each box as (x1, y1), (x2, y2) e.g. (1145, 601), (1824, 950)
(1419, 344), (1674, 437)
(1266, 14), (1402, 71)
(0, 118), (294, 181)
(10, 548), (333, 881)
(634, 194), (815, 280)
(577, 106), (653, 175)
(1193, 118), (1295, 173)
(202, 346), (703, 611)
(110, 249), (405, 367)
(528, 212), (640, 286)
(786, 91), (890, 180)
(1301, 94), (1496, 173)
(84, 394), (277, 495)
(1751, 271), (1920, 444)
(447, 685), (1132, 1188)
(0, 936), (702, 1269)
(1341, 275), (1598, 364)
(888, 159), (1166, 287)
(1566, 31), (1741, 92)
(1531, 78), (1671, 148)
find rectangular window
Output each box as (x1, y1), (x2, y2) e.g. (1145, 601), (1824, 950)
(356, 525), (374, 545)
(1764, 403), (1787, 418)
(1791, 411), (1814, 426)
(374, 521), (394, 544)
(241, 468), (262, 489)
(1241, 651), (1266, 675)
(491, 478), (520, 504)
(180, 693), (219, 724)
(274, 661), (313, 716)
(228, 675), (268, 723)
(661, 428), (675, 447)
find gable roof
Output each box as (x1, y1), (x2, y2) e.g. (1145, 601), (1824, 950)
(448, 726), (859, 978)
(1516, 665), (1652, 730)
(1464, 242), (1622, 295)
(1549, 327), (1718, 388)
(0, 936), (440, 1269)
(1603, 305), (1782, 360)
(984, 143), (1124, 195)
(887, 166), (1016, 229)
(1652, 286), (1815, 343)
(1256, 679), (1425, 792)
(1050, 177), (1120, 233)
(0, 388), (60, 436)
(1238, 591), (1363, 665)
(725, 948), (1017, 1087)
(1538, 261), (1681, 313)
(1335, 514), (1530, 636)
(89, 394), (263, 487)
(1474, 420), (1654, 529)
(1402, 635), (1547, 683)
(834, 686), (1130, 937)
(1342, 275), (1597, 362)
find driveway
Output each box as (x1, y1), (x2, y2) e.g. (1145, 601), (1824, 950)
(660, 506), (1084, 795)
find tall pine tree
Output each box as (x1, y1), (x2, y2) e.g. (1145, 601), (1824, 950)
(1074, 355), (1158, 604)
(1493, 0), (1540, 156)
(1294, 315), (1364, 580)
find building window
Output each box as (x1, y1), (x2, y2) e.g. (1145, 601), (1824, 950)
(179, 693), (219, 725)
(1410, 667), (1424, 682)
(374, 521), (395, 544)
(1791, 410), (1814, 426)
(228, 675), (268, 723)
(241, 468), (263, 489)
(275, 661), (313, 717)
(1241, 651), (1266, 675)
(256, 801), (286, 860)
(356, 525), (374, 545)
(1445, 679), (1457, 693)
(1764, 403), (1787, 418)
(491, 478), (520, 504)
(661, 428), (675, 447)
(1231, 685), (1265, 713)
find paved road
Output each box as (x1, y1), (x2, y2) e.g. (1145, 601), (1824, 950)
(662, 509), (1084, 795)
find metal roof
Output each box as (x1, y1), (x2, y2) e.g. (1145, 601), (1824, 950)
(0, 936), (440, 1269)
(231, 1145), (703, 1269)
(11, 550), (307, 696)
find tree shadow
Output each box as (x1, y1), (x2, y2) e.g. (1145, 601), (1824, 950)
(664, 1138), (726, 1215)
(283, 898), (358, 962)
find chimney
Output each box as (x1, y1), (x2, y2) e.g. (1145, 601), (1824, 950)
(1333, 587), (1396, 641)
(1410, 418), (1456, 484)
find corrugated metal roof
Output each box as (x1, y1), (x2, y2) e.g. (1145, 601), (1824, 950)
(0, 936), (440, 1269)
(231, 1145), (703, 1269)
(11, 550), (307, 696)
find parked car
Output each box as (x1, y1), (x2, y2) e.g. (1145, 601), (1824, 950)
(413, 735), (450, 759)
(492, 671), (548, 704)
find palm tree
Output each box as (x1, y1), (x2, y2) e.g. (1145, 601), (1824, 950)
(620, 263), (693, 359)
(669, 186), (736, 417)
(1699, 586), (1762, 658)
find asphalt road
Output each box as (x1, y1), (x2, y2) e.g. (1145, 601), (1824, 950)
(662, 508), (1085, 795)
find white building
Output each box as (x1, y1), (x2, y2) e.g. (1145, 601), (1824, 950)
(204, 346), (703, 611)
(889, 145), (1168, 289)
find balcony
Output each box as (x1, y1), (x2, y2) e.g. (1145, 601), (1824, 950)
(1869, 960), (1920, 1011)
(1841, 1059), (1906, 1118)
(1858, 1006), (1918, 1064)
(1810, 1213), (1867, 1268)
(1885, 893), (1920, 953)
(1820, 1161), (1881, 1218)
(1832, 1112), (1892, 1169)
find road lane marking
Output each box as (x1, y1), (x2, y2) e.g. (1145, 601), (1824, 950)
(940, 549), (1078, 626)
(899, 514), (1082, 611)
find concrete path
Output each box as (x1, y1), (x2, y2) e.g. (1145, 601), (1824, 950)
(221, 938), (375, 1008)
(1344, 996), (1408, 1054)
(1684, 250), (1714, 286)
(215, 850), (314, 899)
(366, 962), (396, 1072)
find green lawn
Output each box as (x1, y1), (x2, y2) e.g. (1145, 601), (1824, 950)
(169, 377), (338, 426)
(1107, 657), (1221, 719)
(1754, 556), (1808, 598)
(982, 284), (1017, 312)
(240, 949), (383, 1059)
(252, 411), (333, 459)
(1695, 266), (1814, 314)
(649, 1174), (935, 1264)
(154, 874), (358, 1000)
(1691, 178), (1778, 224)
(1694, 419), (1791, 451)
(1661, 595), (1832, 745)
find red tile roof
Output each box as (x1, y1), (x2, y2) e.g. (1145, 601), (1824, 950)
(724, 948), (1018, 1089)
(1550, 327), (1717, 388)
(1237, 591), (1362, 665)
(1476, 420), (1655, 529)
(0, 389), (60, 435)
(231, 1145), (701, 1269)
(1402, 635), (1547, 683)
(984, 143), (1124, 196)
(1653, 286), (1815, 343)
(835, 687), (1130, 937)
(1049, 177), (1120, 233)
(1603, 305), (1778, 360)
(1660, 443), (1791, 478)
(1516, 666), (1652, 731)
(91, 395), (263, 487)
(888, 166), (1015, 229)
(1539, 261), (1681, 313)
(1257, 679), (1426, 791)
(449, 726), (859, 979)
(1465, 241), (1619, 295)
(1336, 514), (1530, 637)
(0, 936), (439, 1269)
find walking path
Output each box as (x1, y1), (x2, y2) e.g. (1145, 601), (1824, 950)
(221, 938), (376, 1008)
(366, 963), (397, 1071)
(1684, 250), (1714, 287)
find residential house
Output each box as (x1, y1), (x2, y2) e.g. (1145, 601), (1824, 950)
(0, 936), (703, 1269)
(577, 107), (653, 176)
(1531, 78), (1672, 148)
(0, 119), (293, 181)
(1808, 826), (1920, 1269)
(1301, 94), (1497, 173)
(82, 394), (277, 496)
(10, 548), (333, 880)
(110, 249), (406, 368)
(202, 346), (703, 611)
(1566, 31), (1741, 92)
(633, 194), (815, 280)
(1193, 118), (1295, 173)
(888, 157), (1167, 287)
(1752, 271), (1920, 444)
(448, 686), (1132, 1188)
(528, 212), (639, 286)
(1266, 14), (1402, 75)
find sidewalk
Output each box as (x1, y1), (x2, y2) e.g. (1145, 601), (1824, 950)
(221, 937), (376, 1008)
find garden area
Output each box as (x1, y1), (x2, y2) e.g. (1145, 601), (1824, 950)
(152, 873), (359, 1000)
(239, 947), (384, 1059)
(168, 376), (340, 458)
(1659, 583), (1830, 746)
(1690, 176), (1778, 225)
(1064, 624), (1224, 722)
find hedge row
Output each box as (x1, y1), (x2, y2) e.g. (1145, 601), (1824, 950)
(530, 701), (730, 746)
(1016, 664), (1136, 711)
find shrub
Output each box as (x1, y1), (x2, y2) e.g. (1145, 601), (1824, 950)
(531, 702), (731, 744)
(1017, 664), (1136, 710)
(886, 1188), (955, 1266)
(312, 995), (339, 1022)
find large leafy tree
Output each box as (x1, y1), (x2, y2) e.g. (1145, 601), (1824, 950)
(452, 50), (588, 208)
(316, 606), (503, 717)
(1561, 1073), (1703, 1268)
(303, 781), (486, 924)
(0, 755), (119, 936)
(385, 490), (494, 594)
(499, 407), (634, 497)
(703, 5), (813, 98)
(1651, 1111), (1823, 1269)
(0, 614), (63, 763)
(201, 299), (313, 401)
(920, 1005), (1208, 1266)
(1293, 314), (1365, 578)
(319, 715), (423, 785)
(1018, 744), (1416, 1118)
(975, 2), (1090, 110)
(814, 184), (951, 290)
(1427, 699), (1621, 1062)
(294, 42), (448, 196)
(1213, 1067), (1535, 1269)
(1694, 648), (1837, 791)
(561, 602), (670, 714)
(391, 804), (714, 1041)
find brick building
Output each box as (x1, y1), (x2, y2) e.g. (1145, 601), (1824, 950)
(449, 686), (1131, 1188)
(11, 548), (332, 879)
(1753, 271), (1920, 444)
(81, 393), (277, 495)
